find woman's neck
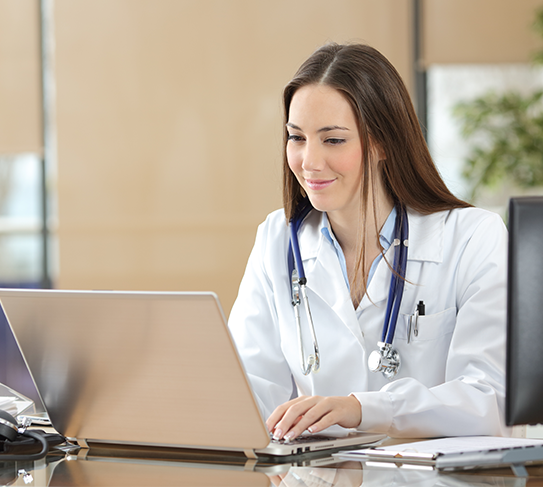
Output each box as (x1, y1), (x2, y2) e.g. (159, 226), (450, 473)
(327, 189), (394, 309)
(328, 194), (394, 255)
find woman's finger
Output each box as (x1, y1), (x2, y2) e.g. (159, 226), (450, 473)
(266, 396), (309, 432)
(306, 396), (362, 434)
(278, 396), (362, 439)
(281, 398), (335, 439)
(304, 411), (340, 435)
(272, 396), (362, 440)
(269, 396), (320, 439)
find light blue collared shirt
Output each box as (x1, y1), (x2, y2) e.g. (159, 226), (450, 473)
(320, 207), (397, 293)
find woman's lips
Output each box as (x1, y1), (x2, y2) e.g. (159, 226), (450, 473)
(305, 179), (335, 190)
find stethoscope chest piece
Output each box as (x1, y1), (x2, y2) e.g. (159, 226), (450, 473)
(368, 342), (401, 379)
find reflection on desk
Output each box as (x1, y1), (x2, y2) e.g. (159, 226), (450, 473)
(50, 457), (270, 487)
(2, 444), (543, 486)
(271, 461), (533, 487)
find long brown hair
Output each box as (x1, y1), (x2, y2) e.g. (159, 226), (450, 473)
(282, 43), (470, 300)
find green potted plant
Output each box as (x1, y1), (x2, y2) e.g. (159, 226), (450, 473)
(453, 8), (543, 204)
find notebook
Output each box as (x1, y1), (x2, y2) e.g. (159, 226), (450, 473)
(0, 289), (383, 458)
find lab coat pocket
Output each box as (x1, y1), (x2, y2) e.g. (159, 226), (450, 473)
(395, 307), (456, 341)
(408, 307), (457, 341)
(395, 307), (457, 386)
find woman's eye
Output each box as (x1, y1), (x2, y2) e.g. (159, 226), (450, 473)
(325, 138), (345, 145)
(287, 134), (304, 143)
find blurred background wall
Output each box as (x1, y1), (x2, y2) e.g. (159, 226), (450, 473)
(1, 0), (543, 402)
(53, 0), (413, 314)
(61, 0), (543, 310)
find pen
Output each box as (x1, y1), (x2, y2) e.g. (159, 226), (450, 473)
(408, 300), (425, 343)
(417, 300), (425, 316)
(413, 300), (425, 338)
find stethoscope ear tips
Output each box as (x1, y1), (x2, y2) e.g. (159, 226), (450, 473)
(0, 409), (19, 442)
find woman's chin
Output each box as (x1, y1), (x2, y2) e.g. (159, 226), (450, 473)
(306, 199), (328, 213)
(306, 195), (338, 214)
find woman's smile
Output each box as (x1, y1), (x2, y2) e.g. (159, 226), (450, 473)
(304, 178), (336, 191)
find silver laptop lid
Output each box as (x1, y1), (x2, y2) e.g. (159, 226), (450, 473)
(0, 289), (270, 451)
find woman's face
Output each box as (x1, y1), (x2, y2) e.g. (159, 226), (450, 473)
(286, 84), (366, 221)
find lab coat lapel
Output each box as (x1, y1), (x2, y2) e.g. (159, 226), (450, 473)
(357, 209), (445, 313)
(294, 208), (446, 342)
(406, 209), (444, 264)
(297, 211), (363, 343)
(357, 246), (394, 313)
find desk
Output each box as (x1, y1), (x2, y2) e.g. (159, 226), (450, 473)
(2, 441), (543, 487)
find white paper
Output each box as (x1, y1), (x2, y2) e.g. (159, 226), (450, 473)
(349, 436), (543, 456)
(0, 396), (17, 409)
(0, 396), (34, 417)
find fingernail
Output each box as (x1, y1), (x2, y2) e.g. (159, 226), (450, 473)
(284, 430), (296, 441)
(273, 428), (283, 440)
(308, 426), (314, 433)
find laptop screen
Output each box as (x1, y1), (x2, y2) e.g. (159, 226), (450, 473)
(0, 289), (270, 450)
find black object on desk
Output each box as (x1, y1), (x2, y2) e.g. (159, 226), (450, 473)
(507, 196), (543, 426)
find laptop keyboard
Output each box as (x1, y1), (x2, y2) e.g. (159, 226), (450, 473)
(270, 434), (335, 445)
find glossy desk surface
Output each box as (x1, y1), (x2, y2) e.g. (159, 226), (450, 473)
(3, 438), (543, 487)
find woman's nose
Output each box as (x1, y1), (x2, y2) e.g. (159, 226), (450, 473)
(301, 142), (325, 172)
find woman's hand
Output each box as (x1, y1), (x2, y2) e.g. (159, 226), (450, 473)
(266, 395), (362, 441)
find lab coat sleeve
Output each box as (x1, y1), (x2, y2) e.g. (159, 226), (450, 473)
(353, 211), (510, 437)
(228, 213), (296, 421)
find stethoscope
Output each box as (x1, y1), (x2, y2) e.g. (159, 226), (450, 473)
(287, 199), (409, 379)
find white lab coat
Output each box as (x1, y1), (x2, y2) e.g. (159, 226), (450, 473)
(228, 206), (511, 438)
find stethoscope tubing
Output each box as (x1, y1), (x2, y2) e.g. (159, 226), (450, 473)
(290, 223), (305, 282)
(382, 210), (409, 344)
(288, 199), (408, 377)
(288, 199), (321, 374)
(288, 199), (313, 283)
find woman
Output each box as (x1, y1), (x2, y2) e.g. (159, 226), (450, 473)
(228, 43), (509, 439)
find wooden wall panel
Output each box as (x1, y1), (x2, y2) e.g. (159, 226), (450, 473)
(0, 0), (42, 154)
(54, 0), (411, 314)
(424, 0), (543, 65)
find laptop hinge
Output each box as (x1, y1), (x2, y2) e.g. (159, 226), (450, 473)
(76, 448), (89, 461)
(74, 438), (89, 449)
(243, 448), (258, 459)
(244, 458), (257, 471)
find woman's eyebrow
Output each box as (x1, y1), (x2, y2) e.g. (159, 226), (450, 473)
(317, 125), (350, 133)
(286, 123), (350, 132)
(286, 122), (302, 131)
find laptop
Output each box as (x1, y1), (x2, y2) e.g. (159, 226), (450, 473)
(0, 289), (383, 459)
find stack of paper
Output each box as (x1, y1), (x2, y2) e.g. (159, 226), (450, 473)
(0, 383), (34, 417)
